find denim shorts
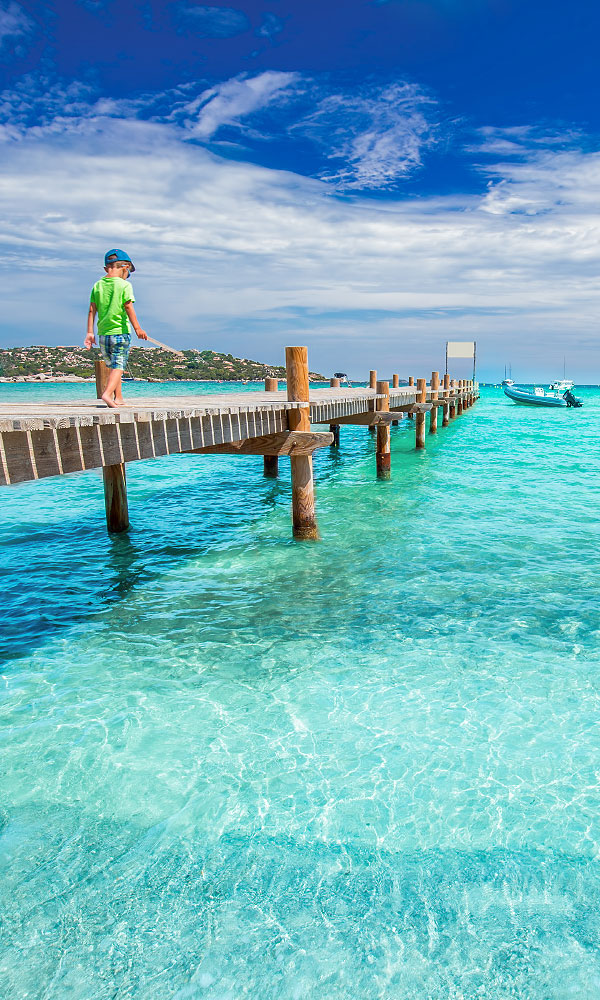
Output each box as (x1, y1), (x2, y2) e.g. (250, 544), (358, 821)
(99, 335), (131, 370)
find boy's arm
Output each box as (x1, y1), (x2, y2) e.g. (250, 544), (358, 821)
(84, 302), (97, 349)
(124, 300), (148, 340)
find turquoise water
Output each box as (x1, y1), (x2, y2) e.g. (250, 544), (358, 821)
(1, 383), (600, 999)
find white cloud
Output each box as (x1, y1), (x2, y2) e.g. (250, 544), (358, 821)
(293, 82), (438, 189)
(0, 1), (34, 54)
(256, 12), (284, 38)
(177, 4), (249, 37)
(0, 114), (600, 379)
(184, 71), (299, 139)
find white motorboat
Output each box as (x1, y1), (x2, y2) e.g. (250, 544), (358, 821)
(502, 380), (583, 408)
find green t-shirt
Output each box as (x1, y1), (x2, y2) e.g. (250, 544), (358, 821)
(90, 276), (135, 338)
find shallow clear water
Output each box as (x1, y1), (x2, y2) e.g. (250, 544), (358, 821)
(1, 383), (600, 999)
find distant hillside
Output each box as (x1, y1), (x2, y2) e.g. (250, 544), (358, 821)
(0, 346), (326, 382)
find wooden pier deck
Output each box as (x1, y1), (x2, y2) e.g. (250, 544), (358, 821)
(0, 347), (478, 538)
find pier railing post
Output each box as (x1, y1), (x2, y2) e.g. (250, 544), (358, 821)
(263, 377), (279, 477)
(391, 373), (400, 425)
(329, 377), (341, 447)
(415, 378), (426, 449)
(95, 357), (110, 398)
(442, 373), (450, 426)
(376, 380), (391, 478)
(457, 380), (464, 416)
(368, 370), (377, 434)
(450, 380), (457, 419)
(286, 346), (319, 540)
(407, 376), (415, 418)
(429, 371), (439, 434)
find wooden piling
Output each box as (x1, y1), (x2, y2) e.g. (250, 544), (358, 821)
(368, 370), (377, 434)
(376, 380), (391, 478)
(407, 376), (414, 418)
(391, 373), (400, 425)
(329, 377), (341, 446)
(415, 378), (426, 449)
(103, 464), (129, 532)
(95, 357), (109, 398)
(449, 379), (457, 419)
(95, 358), (129, 530)
(442, 373), (450, 426)
(429, 371), (439, 434)
(286, 346), (319, 540)
(457, 380), (464, 416)
(263, 377), (279, 476)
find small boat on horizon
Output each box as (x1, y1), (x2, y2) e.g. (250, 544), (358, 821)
(502, 379), (583, 408)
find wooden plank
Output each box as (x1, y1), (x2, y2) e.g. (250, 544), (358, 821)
(329, 410), (401, 426)
(79, 425), (103, 470)
(389, 403), (433, 414)
(0, 434), (9, 486)
(178, 415), (193, 453)
(56, 426), (84, 474)
(151, 419), (168, 457)
(30, 428), (61, 479)
(3, 430), (35, 483)
(190, 430), (333, 457)
(99, 423), (123, 466)
(119, 421), (141, 463)
(165, 418), (180, 455)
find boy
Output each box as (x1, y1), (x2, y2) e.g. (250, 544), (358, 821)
(84, 249), (148, 407)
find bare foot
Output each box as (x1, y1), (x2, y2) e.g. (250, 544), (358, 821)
(114, 397), (125, 405)
(101, 392), (119, 408)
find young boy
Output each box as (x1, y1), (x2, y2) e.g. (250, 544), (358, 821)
(84, 249), (148, 407)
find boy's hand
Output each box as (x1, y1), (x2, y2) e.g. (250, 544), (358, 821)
(84, 333), (96, 349)
(136, 329), (148, 340)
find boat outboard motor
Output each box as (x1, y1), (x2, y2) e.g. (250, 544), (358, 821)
(563, 389), (583, 408)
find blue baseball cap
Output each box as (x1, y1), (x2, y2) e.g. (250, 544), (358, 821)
(104, 249), (135, 272)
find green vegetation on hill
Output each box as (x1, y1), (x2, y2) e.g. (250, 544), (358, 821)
(0, 346), (325, 382)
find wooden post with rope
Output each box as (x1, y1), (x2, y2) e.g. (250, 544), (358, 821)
(286, 346), (319, 540)
(263, 377), (279, 477)
(376, 381), (391, 478)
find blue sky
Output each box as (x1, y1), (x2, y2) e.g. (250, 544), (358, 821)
(1, 0), (599, 380)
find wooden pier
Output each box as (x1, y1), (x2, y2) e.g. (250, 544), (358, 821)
(0, 348), (478, 537)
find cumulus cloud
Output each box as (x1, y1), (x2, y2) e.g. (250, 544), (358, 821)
(292, 81), (438, 189)
(1, 112), (600, 378)
(0, 0), (34, 55)
(177, 4), (249, 37)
